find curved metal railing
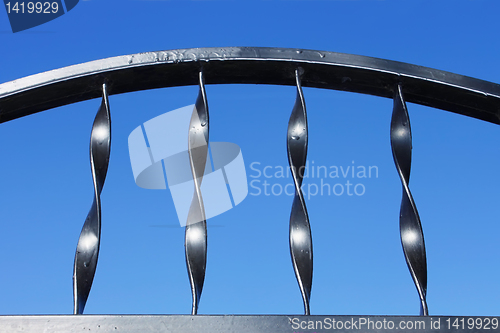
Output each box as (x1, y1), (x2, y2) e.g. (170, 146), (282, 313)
(1, 47), (499, 318)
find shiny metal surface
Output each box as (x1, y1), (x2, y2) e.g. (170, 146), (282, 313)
(390, 84), (428, 316)
(1, 48), (499, 319)
(287, 69), (313, 315)
(1, 47), (500, 125)
(0, 315), (486, 333)
(72, 83), (111, 315)
(185, 72), (209, 315)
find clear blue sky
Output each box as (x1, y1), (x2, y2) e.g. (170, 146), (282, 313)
(0, 0), (499, 317)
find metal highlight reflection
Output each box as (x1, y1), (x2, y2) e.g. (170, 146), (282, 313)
(390, 84), (428, 316)
(288, 69), (313, 315)
(185, 72), (209, 315)
(72, 83), (111, 315)
(1, 47), (498, 321)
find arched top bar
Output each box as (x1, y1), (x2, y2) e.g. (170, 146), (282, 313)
(1, 47), (500, 124)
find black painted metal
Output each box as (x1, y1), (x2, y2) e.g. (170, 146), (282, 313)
(390, 84), (428, 316)
(72, 83), (111, 315)
(0, 47), (499, 324)
(1, 47), (500, 125)
(287, 69), (313, 315)
(185, 72), (209, 315)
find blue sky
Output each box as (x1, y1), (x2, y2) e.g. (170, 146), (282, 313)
(0, 0), (499, 317)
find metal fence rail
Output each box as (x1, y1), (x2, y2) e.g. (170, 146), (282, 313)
(0, 47), (499, 332)
(0, 315), (496, 333)
(2, 47), (500, 124)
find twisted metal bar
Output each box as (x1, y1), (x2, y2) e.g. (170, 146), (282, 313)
(73, 83), (111, 314)
(390, 84), (428, 316)
(185, 71), (209, 315)
(288, 69), (313, 315)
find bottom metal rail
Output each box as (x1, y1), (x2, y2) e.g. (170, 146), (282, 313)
(0, 315), (497, 333)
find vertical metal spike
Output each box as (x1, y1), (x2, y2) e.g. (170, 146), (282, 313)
(390, 84), (428, 316)
(288, 68), (313, 315)
(185, 71), (209, 315)
(73, 83), (111, 315)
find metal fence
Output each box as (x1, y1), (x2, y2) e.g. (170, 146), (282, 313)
(0, 47), (499, 332)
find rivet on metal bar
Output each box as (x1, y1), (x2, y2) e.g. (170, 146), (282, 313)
(288, 68), (313, 315)
(73, 83), (111, 315)
(390, 83), (428, 316)
(185, 71), (209, 315)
